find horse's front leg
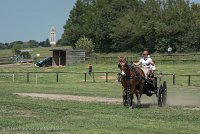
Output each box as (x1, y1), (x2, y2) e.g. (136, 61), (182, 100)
(122, 87), (128, 106)
(127, 87), (134, 107)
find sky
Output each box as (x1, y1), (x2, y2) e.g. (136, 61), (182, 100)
(0, 0), (199, 43)
(0, 0), (76, 43)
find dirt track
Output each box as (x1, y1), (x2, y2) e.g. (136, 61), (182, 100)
(14, 92), (200, 107)
(14, 93), (122, 104)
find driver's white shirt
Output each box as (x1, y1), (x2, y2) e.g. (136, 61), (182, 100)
(139, 57), (152, 68)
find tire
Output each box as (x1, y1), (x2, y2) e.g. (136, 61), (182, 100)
(157, 84), (163, 107)
(162, 81), (167, 106)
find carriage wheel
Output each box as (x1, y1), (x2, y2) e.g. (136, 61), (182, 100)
(157, 84), (163, 107)
(162, 81), (167, 106)
(127, 89), (133, 107)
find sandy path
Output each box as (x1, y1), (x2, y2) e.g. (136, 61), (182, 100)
(14, 93), (122, 104)
(14, 92), (200, 107)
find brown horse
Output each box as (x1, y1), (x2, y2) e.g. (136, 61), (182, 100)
(118, 57), (145, 108)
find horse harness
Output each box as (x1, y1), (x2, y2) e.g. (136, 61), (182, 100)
(118, 63), (144, 83)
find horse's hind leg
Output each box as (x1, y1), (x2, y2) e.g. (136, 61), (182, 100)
(136, 85), (143, 106)
(136, 93), (141, 106)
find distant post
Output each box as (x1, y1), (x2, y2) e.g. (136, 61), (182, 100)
(188, 75), (191, 86)
(173, 74), (175, 85)
(92, 72), (95, 82)
(56, 72), (59, 82)
(27, 72), (29, 83)
(84, 73), (87, 82)
(12, 74), (15, 82)
(106, 72), (108, 82)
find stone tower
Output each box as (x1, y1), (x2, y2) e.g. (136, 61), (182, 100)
(50, 26), (56, 47)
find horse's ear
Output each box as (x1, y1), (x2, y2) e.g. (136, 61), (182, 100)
(124, 56), (127, 61)
(118, 56), (121, 59)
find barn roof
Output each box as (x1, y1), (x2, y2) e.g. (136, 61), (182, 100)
(49, 49), (85, 52)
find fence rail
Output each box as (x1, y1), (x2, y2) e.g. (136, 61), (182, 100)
(0, 57), (13, 64)
(0, 71), (200, 86)
(93, 54), (200, 64)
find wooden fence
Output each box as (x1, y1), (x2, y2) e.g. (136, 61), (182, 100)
(0, 57), (13, 64)
(162, 73), (200, 86)
(0, 72), (200, 86)
(95, 58), (200, 64)
(93, 54), (200, 64)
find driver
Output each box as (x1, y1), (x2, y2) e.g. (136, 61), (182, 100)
(133, 51), (155, 79)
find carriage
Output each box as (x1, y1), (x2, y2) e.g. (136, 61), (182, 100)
(118, 57), (167, 108)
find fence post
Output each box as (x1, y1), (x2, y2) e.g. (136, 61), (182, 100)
(12, 74), (15, 82)
(188, 75), (191, 86)
(106, 72), (108, 82)
(27, 72), (29, 83)
(84, 73), (87, 82)
(35, 74), (38, 85)
(95, 57), (97, 64)
(173, 74), (175, 85)
(92, 72), (95, 82)
(56, 72), (59, 82)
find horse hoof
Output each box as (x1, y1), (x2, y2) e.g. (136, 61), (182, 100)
(131, 103), (136, 109)
(129, 106), (133, 110)
(136, 104), (141, 108)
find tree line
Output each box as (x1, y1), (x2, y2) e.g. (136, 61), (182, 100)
(0, 39), (51, 54)
(61, 0), (200, 53)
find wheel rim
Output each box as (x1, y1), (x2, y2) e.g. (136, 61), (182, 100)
(158, 85), (163, 107)
(162, 81), (167, 106)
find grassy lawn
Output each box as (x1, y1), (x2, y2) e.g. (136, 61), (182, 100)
(0, 82), (200, 134)
(0, 62), (200, 134)
(0, 46), (72, 58)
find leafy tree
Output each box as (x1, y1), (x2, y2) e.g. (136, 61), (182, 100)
(39, 39), (50, 47)
(8, 41), (23, 49)
(11, 44), (23, 55)
(61, 0), (200, 53)
(61, 0), (92, 47)
(0, 43), (7, 49)
(75, 37), (94, 54)
(27, 40), (39, 48)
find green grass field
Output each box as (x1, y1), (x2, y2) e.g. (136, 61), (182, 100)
(0, 46), (72, 58)
(0, 61), (200, 134)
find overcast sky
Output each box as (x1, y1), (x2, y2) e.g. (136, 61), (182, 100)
(0, 0), (199, 43)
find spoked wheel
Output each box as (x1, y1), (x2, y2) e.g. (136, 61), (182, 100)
(162, 81), (167, 106)
(157, 84), (163, 107)
(157, 81), (167, 107)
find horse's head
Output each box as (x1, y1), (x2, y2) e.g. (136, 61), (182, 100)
(118, 56), (128, 76)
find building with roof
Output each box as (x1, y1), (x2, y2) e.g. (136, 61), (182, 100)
(49, 49), (85, 66)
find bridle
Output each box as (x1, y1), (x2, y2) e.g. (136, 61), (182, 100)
(118, 59), (130, 81)
(118, 58), (142, 82)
